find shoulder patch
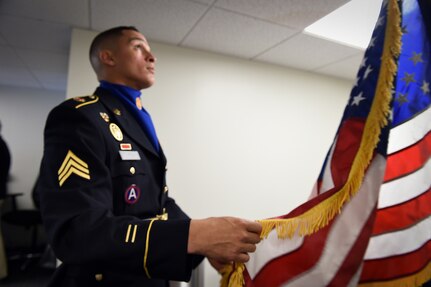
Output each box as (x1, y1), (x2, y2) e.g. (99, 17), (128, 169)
(66, 95), (99, 109)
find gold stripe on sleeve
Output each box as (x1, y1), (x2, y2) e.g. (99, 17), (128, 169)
(131, 225), (138, 243)
(125, 224), (132, 243)
(144, 219), (156, 279)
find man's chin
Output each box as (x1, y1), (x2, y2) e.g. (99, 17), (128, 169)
(140, 78), (155, 90)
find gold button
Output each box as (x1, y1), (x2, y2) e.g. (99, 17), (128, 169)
(130, 167), (135, 174)
(95, 274), (103, 281)
(113, 108), (121, 116)
(164, 186), (169, 193)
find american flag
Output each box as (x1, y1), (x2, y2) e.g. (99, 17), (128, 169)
(359, 0), (431, 285)
(222, 0), (431, 286)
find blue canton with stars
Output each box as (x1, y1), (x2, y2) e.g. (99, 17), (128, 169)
(317, 0), (431, 182)
(392, 0), (431, 127)
(331, 0), (431, 159)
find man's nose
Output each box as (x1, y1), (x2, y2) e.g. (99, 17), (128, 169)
(147, 52), (156, 63)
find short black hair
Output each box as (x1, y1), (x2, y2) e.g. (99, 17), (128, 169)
(89, 26), (139, 71)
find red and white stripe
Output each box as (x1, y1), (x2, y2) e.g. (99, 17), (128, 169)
(245, 107), (431, 286)
(359, 107), (431, 284)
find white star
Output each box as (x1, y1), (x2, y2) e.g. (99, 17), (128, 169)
(376, 16), (385, 27)
(388, 110), (393, 121)
(352, 92), (366, 106)
(360, 57), (367, 69)
(369, 37), (376, 48)
(364, 65), (373, 79)
(354, 76), (360, 87)
(422, 81), (430, 94)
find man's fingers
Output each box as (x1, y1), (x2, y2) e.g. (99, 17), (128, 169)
(239, 243), (256, 253)
(245, 220), (262, 234)
(243, 232), (261, 244)
(235, 253), (250, 263)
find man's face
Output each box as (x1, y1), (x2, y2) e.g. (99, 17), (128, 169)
(111, 30), (156, 90)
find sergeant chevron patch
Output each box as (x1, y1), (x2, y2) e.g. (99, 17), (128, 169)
(58, 150), (90, 187)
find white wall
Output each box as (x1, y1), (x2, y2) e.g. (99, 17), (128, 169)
(68, 28), (354, 286)
(0, 85), (65, 209)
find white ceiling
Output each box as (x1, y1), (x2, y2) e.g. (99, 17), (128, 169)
(0, 0), (367, 92)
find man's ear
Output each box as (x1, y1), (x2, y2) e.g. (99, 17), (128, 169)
(99, 50), (115, 66)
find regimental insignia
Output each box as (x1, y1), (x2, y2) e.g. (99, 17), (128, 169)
(58, 150), (90, 187)
(99, 112), (110, 122)
(73, 97), (86, 103)
(109, 123), (123, 141)
(136, 97), (142, 110)
(113, 109), (121, 116)
(125, 184), (141, 204)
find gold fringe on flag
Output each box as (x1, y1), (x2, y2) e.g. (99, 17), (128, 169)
(257, 0), (402, 241)
(358, 261), (431, 287)
(221, 0), (402, 286)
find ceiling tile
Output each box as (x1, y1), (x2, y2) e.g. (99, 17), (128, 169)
(315, 52), (364, 80)
(0, 0), (89, 27)
(214, 0), (349, 29)
(0, 67), (41, 89)
(0, 46), (25, 68)
(0, 16), (71, 53)
(0, 34), (6, 46)
(189, 0), (215, 4)
(0, 46), (40, 87)
(91, 0), (209, 44)
(256, 32), (360, 71)
(182, 7), (296, 58)
(35, 72), (67, 91)
(15, 49), (68, 91)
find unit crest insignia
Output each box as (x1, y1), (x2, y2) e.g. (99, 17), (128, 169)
(99, 112), (110, 122)
(109, 123), (123, 141)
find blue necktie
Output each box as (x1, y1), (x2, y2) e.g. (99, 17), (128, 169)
(99, 81), (159, 152)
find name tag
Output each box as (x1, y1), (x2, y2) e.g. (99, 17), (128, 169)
(119, 150), (141, 160)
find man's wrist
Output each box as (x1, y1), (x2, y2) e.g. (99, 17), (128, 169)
(188, 219), (204, 254)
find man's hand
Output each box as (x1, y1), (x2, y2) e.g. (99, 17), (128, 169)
(207, 257), (227, 272)
(188, 217), (262, 264)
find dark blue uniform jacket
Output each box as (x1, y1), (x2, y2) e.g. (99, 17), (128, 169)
(37, 87), (202, 287)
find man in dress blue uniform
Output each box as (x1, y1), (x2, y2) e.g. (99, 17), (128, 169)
(37, 26), (262, 287)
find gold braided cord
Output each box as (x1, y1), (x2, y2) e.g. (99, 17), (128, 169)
(222, 0), (402, 285)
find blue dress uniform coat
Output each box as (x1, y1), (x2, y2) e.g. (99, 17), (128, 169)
(37, 87), (202, 287)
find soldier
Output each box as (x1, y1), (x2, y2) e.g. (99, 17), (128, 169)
(37, 26), (261, 287)
(0, 121), (11, 279)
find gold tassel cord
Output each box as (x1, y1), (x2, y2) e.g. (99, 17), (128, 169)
(220, 264), (234, 287)
(221, 0), (402, 286)
(220, 263), (245, 287)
